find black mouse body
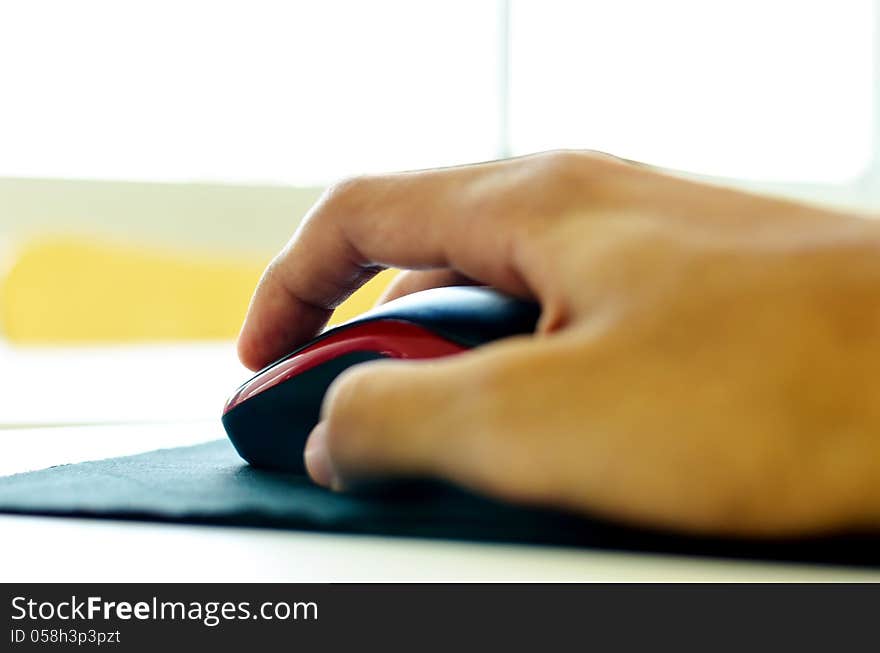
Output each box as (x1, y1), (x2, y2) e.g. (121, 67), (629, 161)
(222, 286), (540, 474)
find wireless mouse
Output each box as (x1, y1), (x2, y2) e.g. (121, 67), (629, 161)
(222, 286), (540, 474)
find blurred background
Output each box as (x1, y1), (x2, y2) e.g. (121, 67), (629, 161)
(0, 0), (876, 428)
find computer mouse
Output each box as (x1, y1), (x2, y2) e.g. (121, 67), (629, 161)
(222, 286), (540, 474)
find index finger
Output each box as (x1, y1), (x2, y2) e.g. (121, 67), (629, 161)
(236, 155), (556, 370)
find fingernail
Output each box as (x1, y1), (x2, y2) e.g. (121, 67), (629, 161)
(304, 422), (336, 488)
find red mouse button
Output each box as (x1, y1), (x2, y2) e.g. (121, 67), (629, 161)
(224, 320), (467, 414)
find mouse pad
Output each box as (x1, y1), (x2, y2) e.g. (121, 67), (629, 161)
(0, 439), (876, 568)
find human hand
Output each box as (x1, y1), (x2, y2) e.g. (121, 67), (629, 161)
(238, 151), (880, 536)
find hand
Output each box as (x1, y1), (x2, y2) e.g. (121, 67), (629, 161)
(238, 151), (880, 537)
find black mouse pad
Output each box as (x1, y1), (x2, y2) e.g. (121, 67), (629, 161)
(0, 439), (877, 568)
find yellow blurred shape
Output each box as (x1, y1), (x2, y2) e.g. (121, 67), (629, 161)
(327, 270), (398, 325)
(1, 237), (396, 343)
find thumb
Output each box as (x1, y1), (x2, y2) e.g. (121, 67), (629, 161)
(303, 337), (537, 491)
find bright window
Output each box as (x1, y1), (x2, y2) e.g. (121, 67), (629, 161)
(0, 0), (500, 184)
(509, 0), (874, 183)
(0, 0), (875, 185)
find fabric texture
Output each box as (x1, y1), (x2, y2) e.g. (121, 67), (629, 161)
(0, 439), (876, 567)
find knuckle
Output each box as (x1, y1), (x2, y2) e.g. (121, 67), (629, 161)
(535, 149), (622, 189)
(534, 148), (585, 175)
(320, 174), (375, 214)
(509, 151), (596, 226)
